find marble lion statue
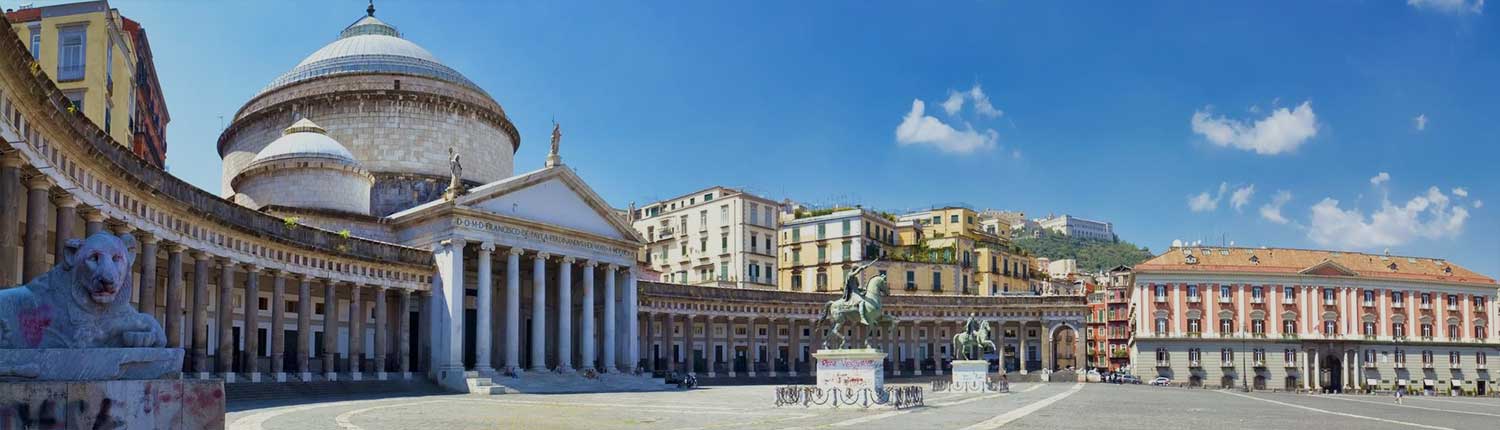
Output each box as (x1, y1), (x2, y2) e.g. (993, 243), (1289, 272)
(0, 232), (165, 349)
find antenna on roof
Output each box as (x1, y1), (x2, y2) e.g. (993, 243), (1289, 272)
(367, 0), (376, 17)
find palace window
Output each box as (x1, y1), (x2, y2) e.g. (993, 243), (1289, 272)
(1252, 349), (1265, 364)
(1421, 323), (1434, 338)
(905, 271), (916, 290)
(1154, 285), (1166, 302)
(1447, 294), (1459, 311)
(1284, 349), (1297, 365)
(1421, 350), (1434, 365)
(1188, 348), (1201, 366)
(1251, 320), (1265, 335)
(1323, 320), (1338, 336)
(842, 220), (851, 235)
(1220, 285), (1232, 303)
(1394, 349), (1406, 364)
(1187, 318), (1201, 335)
(58, 26), (86, 81)
(1392, 291), (1405, 307)
(1283, 286), (1296, 304)
(1393, 322), (1406, 338)
(1283, 320), (1297, 334)
(1186, 284), (1199, 301)
(1220, 348), (1234, 364)
(1363, 350), (1375, 365)
(817, 224), (826, 239)
(1155, 318), (1168, 334)
(1476, 325), (1488, 340)
(1219, 318), (1233, 334)
(841, 241), (852, 261)
(1363, 322), (1376, 336)
(1421, 293), (1432, 308)
(1450, 351), (1461, 366)
(1479, 352), (1489, 366)
(1251, 286), (1263, 303)
(817, 246), (826, 262)
(1475, 296), (1488, 311)
(815, 272), (828, 290)
(1155, 348), (1169, 364)
(29, 26), (40, 59)
(932, 271), (943, 292)
(1448, 324), (1460, 340)
(1363, 290), (1375, 306)
(1322, 288), (1336, 306)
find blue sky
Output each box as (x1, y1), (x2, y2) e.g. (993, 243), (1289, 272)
(75, 0), (1498, 276)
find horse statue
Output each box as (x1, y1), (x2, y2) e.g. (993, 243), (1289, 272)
(952, 319), (996, 361)
(820, 267), (894, 350)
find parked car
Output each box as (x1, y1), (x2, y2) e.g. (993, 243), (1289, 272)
(1150, 376), (1171, 386)
(1119, 374), (1142, 384)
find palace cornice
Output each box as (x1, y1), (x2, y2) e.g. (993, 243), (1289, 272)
(217, 82), (520, 157)
(1135, 271), (1500, 295)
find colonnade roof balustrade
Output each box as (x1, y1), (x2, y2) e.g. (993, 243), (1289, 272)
(0, 13), (431, 290)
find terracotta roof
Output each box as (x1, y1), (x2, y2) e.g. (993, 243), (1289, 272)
(1136, 247), (1496, 286)
(4, 8), (40, 23)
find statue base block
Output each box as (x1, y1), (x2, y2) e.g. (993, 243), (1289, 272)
(951, 360), (988, 384)
(0, 379), (224, 429)
(0, 348), (182, 381)
(814, 349), (886, 391)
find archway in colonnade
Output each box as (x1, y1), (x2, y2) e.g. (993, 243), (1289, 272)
(1051, 325), (1078, 371)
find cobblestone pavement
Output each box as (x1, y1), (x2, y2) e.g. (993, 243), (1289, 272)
(226, 383), (1500, 430)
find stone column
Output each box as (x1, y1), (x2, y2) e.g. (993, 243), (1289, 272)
(81, 207), (105, 236)
(1301, 349), (1310, 390)
(217, 258), (236, 382)
(905, 322), (918, 375)
(626, 269), (640, 372)
(768, 318), (780, 378)
(0, 153), (22, 287)
(434, 239), (466, 381)
(51, 194), (76, 263)
(190, 251), (210, 378)
(640, 311), (653, 373)
(22, 175), (50, 281)
(1312, 349), (1321, 391)
(475, 243), (495, 374)
(137, 233), (159, 319)
(374, 286), (389, 380)
(721, 317), (734, 377)
(505, 247), (522, 373)
(695, 315), (709, 376)
(603, 264), (617, 372)
(296, 275), (312, 381)
(788, 319), (801, 377)
(1041, 323), (1053, 371)
(323, 279), (340, 380)
(399, 289), (413, 379)
(678, 313), (690, 374)
(580, 261), (596, 371)
(163, 243), (184, 349)
(242, 265), (261, 382)
(530, 251), (549, 371)
(930, 321), (944, 375)
(557, 256), (574, 372)
(270, 271), (286, 382)
(1018, 324), (1028, 375)
(349, 283), (364, 381)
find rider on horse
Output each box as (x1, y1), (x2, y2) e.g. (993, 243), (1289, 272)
(842, 258), (877, 303)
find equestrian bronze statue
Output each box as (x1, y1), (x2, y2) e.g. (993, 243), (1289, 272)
(820, 257), (896, 350)
(952, 314), (996, 361)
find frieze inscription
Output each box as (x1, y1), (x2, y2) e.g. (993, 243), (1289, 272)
(455, 217), (631, 258)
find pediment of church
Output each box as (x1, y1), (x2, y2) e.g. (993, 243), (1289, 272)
(457, 167), (641, 243)
(1299, 259), (1358, 277)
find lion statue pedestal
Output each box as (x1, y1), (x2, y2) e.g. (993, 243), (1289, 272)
(0, 233), (223, 429)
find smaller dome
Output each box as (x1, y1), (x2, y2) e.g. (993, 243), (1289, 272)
(251, 118), (359, 165)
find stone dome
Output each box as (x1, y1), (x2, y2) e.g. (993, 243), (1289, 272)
(255, 13), (482, 98)
(233, 118), (373, 215)
(250, 118), (359, 166)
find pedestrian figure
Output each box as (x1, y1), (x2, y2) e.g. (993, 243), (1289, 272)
(1395, 388), (1404, 404)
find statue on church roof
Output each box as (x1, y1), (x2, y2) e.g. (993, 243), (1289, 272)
(445, 147), (466, 199)
(546, 122), (564, 168)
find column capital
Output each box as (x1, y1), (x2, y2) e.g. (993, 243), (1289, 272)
(215, 256), (235, 267)
(190, 249), (212, 261)
(374, 284), (389, 293)
(0, 150), (23, 168)
(535, 251), (551, 259)
(243, 263), (263, 273)
(479, 241), (496, 252)
(438, 237), (467, 252)
(107, 221), (134, 235)
(582, 259), (597, 268)
(560, 255), (576, 264)
(25, 174), (50, 190)
(79, 206), (106, 222)
(399, 288), (412, 297)
(51, 193), (77, 208)
(164, 242), (187, 253)
(136, 231), (159, 245)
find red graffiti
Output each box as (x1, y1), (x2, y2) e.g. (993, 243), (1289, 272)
(19, 304), (52, 347)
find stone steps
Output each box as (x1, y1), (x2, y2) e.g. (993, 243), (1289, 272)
(479, 371), (673, 394)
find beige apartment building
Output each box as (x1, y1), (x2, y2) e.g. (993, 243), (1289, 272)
(631, 186), (781, 288)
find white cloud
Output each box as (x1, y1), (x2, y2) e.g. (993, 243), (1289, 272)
(1259, 190), (1293, 224)
(1370, 172), (1390, 186)
(941, 90), (965, 116)
(968, 84), (1003, 118)
(1452, 187), (1468, 197)
(1189, 182), (1229, 212)
(1307, 186), (1470, 249)
(1191, 101), (1319, 155)
(1475, 200), (1485, 208)
(1407, 0), (1484, 14)
(1414, 114), (1428, 131)
(895, 99), (998, 154)
(1230, 184), (1256, 212)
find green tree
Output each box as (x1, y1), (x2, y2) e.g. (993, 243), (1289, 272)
(1013, 228), (1153, 273)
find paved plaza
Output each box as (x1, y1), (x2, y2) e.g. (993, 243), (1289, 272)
(226, 382), (1500, 430)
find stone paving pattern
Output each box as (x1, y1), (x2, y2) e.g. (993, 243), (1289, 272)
(227, 382), (1500, 430)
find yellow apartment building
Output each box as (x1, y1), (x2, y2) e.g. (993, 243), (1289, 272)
(8, 1), (136, 148)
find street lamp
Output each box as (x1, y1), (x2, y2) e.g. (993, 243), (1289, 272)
(1241, 337), (1250, 392)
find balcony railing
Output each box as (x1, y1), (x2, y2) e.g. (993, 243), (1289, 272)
(1422, 362), (1434, 369)
(1251, 297), (1264, 304)
(1450, 362), (1462, 369)
(1220, 297), (1232, 304)
(1253, 360), (1266, 368)
(1364, 361), (1376, 368)
(1395, 362), (1405, 369)
(1221, 362), (1235, 368)
(1420, 303), (1432, 310)
(1393, 301), (1404, 308)
(1363, 300), (1374, 307)
(1187, 296), (1201, 303)
(1155, 296), (1166, 303)
(1156, 361), (1171, 368)
(1479, 363), (1488, 370)
(1284, 360), (1298, 368)
(1188, 360), (1202, 368)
